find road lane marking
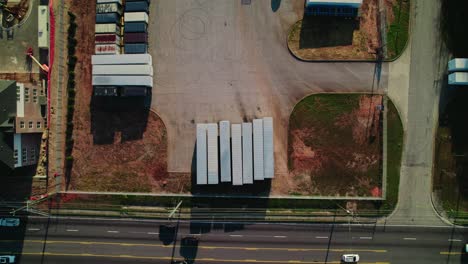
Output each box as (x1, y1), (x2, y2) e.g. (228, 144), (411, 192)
(6, 252), (390, 264)
(440, 252), (464, 255)
(274, 236), (286, 238)
(28, 228), (40, 231)
(66, 229), (78, 232)
(403, 238), (416, 240)
(360, 237), (372, 240)
(5, 240), (386, 253)
(230, 235), (243, 237)
(107, 231), (119, 233)
(316, 236), (328, 239)
(448, 239), (461, 242)
(147, 232), (159, 235)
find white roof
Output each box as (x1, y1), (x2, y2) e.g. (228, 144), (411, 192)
(219, 121), (231, 183)
(263, 117), (274, 179)
(196, 124), (208, 185)
(253, 119), (264, 181)
(231, 124), (243, 186)
(92, 54), (152, 65)
(92, 65), (153, 76)
(242, 123), (253, 184)
(207, 123), (219, 185)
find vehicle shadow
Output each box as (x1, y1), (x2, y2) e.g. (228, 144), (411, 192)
(299, 15), (359, 49)
(271, 0), (281, 12)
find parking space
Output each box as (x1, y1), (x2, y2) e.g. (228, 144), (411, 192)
(0, 0), (39, 73)
(148, 0), (387, 174)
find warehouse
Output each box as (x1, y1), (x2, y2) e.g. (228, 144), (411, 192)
(305, 0), (362, 17)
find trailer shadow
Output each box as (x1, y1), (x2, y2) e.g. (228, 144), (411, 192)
(90, 94), (151, 145)
(299, 15), (359, 49)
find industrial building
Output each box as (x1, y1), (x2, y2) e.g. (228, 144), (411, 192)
(304, 0), (362, 17)
(196, 118), (274, 186)
(0, 81), (46, 174)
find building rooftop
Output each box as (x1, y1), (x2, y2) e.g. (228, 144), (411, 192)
(0, 80), (18, 172)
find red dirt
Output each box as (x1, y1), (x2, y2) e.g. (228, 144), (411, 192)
(288, 95), (383, 197)
(68, 2), (170, 193)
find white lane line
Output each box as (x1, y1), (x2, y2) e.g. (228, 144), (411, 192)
(360, 237), (372, 240)
(230, 235), (243, 237)
(403, 237), (417, 240)
(448, 239), (462, 242)
(147, 232), (159, 235)
(274, 236), (287, 238)
(66, 229), (79, 232)
(107, 230), (119, 233)
(28, 228), (40, 231)
(316, 236), (328, 239)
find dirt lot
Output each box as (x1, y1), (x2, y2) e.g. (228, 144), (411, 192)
(288, 0), (402, 60)
(67, 2), (173, 193)
(287, 94), (383, 196)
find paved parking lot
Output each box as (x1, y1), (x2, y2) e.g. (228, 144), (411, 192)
(149, 0), (387, 173)
(0, 0), (39, 73)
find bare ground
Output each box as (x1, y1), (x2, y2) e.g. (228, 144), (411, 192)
(67, 1), (171, 193)
(287, 94), (383, 196)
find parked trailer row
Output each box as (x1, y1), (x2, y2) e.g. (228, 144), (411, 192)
(92, 64), (153, 76)
(195, 118), (274, 186)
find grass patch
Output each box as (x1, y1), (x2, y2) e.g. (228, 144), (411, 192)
(380, 99), (403, 210)
(386, 0), (410, 59)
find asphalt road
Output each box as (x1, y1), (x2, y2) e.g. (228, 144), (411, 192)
(1, 216), (467, 264)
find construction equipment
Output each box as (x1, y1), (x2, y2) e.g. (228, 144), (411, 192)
(26, 47), (49, 73)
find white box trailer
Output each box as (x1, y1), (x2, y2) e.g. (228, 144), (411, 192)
(448, 58), (468, 72)
(95, 44), (121, 55)
(95, 24), (121, 35)
(91, 54), (152, 65)
(231, 124), (243, 186)
(242, 123), (253, 184)
(38, 6), (49, 48)
(124, 12), (149, 23)
(219, 121), (231, 183)
(196, 124), (208, 185)
(97, 0), (122, 4)
(253, 119), (264, 180)
(263, 117), (274, 179)
(92, 65), (153, 76)
(449, 72), (468, 85)
(92, 75), (153, 87)
(207, 123), (219, 184)
(96, 3), (122, 14)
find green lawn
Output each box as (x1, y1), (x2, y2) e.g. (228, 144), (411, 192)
(380, 99), (404, 210)
(386, 0), (410, 59)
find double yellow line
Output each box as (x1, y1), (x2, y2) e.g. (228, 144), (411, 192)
(2, 239), (387, 253)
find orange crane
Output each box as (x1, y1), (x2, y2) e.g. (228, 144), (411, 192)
(26, 47), (49, 73)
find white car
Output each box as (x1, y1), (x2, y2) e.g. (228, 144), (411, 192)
(0, 255), (15, 263)
(465, 243), (468, 253)
(341, 254), (360, 263)
(0, 218), (20, 227)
